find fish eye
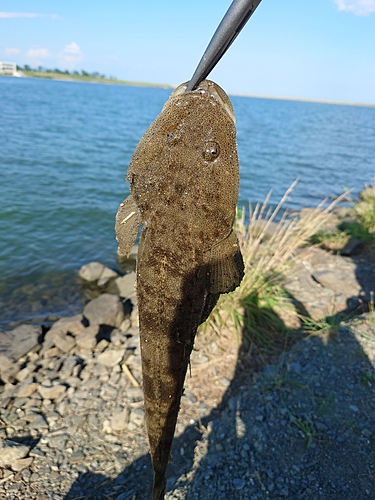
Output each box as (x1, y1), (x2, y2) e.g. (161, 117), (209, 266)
(203, 141), (220, 161)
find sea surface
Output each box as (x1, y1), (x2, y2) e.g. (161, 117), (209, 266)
(1, 76), (375, 328)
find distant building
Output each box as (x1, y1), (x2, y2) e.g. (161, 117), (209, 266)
(0, 62), (17, 76)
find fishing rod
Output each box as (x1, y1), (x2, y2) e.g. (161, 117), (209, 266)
(186, 0), (263, 92)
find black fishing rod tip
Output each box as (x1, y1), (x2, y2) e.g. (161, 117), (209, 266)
(186, 0), (263, 92)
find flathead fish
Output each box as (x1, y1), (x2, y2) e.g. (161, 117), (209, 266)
(115, 80), (244, 499)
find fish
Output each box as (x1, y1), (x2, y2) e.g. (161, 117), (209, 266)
(115, 79), (244, 499)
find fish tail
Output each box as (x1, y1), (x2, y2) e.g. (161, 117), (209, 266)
(152, 471), (166, 500)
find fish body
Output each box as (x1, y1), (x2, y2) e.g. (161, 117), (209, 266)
(115, 80), (244, 499)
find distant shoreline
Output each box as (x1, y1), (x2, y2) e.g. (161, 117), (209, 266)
(2, 72), (374, 107)
(2, 70), (174, 90)
(231, 92), (375, 109)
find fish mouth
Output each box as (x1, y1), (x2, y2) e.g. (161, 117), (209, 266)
(171, 80), (235, 123)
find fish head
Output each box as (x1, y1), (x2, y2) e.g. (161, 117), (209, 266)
(169, 79), (235, 124)
(128, 80), (240, 237)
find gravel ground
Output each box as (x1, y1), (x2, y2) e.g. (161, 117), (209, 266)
(166, 314), (375, 500)
(0, 310), (374, 500)
(0, 254), (374, 500)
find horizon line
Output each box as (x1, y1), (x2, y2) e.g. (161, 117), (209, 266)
(229, 92), (375, 108)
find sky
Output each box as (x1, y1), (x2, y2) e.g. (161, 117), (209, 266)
(1, 0), (375, 104)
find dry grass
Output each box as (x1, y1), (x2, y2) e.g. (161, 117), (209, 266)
(200, 180), (347, 352)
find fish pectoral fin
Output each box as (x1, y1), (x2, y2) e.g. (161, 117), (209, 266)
(209, 231), (244, 294)
(115, 194), (141, 257)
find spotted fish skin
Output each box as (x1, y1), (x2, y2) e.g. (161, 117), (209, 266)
(115, 80), (244, 499)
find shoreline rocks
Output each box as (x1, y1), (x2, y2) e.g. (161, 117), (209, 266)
(0, 268), (146, 498)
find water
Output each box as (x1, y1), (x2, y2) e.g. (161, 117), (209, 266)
(1, 76), (375, 327)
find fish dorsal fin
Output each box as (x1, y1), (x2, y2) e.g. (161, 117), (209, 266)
(115, 194), (141, 257)
(209, 231), (244, 294)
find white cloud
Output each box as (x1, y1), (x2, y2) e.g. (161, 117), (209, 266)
(5, 47), (20, 56)
(27, 48), (50, 59)
(63, 42), (82, 56)
(333, 0), (375, 15)
(0, 12), (58, 19)
(59, 42), (83, 67)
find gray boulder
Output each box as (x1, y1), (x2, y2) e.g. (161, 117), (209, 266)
(111, 272), (136, 298)
(83, 293), (125, 328)
(79, 262), (118, 285)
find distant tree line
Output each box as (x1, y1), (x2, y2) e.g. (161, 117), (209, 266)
(16, 65), (117, 80)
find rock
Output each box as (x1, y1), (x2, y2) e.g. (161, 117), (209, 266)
(312, 268), (361, 295)
(93, 362), (109, 377)
(15, 363), (36, 382)
(38, 384), (67, 400)
(75, 324), (99, 350)
(59, 356), (81, 380)
(98, 266), (119, 286)
(0, 356), (20, 384)
(126, 387), (144, 402)
(119, 318), (131, 333)
(110, 329), (128, 346)
(83, 293), (125, 328)
(26, 414), (48, 429)
(95, 339), (109, 352)
(82, 376), (100, 390)
(53, 332), (76, 353)
(69, 450), (86, 463)
(100, 385), (118, 401)
(11, 457), (34, 471)
(79, 261), (106, 281)
(16, 382), (39, 398)
(340, 237), (362, 256)
(102, 419), (112, 433)
(40, 346), (60, 358)
(79, 261), (118, 284)
(40, 328), (66, 354)
(65, 375), (81, 388)
(233, 478), (246, 490)
(112, 272), (136, 298)
(129, 408), (145, 427)
(0, 354), (16, 374)
(48, 434), (69, 449)
(110, 409), (129, 431)
(0, 439), (30, 467)
(219, 377), (231, 387)
(0, 324), (41, 362)
(49, 314), (85, 336)
(97, 348), (126, 367)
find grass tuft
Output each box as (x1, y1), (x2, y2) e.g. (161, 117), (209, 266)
(299, 314), (342, 336)
(200, 180), (346, 352)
